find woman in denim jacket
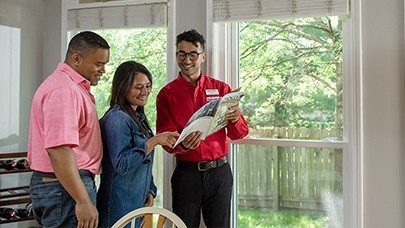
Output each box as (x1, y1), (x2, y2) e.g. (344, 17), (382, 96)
(97, 61), (179, 227)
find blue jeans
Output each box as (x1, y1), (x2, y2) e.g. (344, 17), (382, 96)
(29, 173), (96, 228)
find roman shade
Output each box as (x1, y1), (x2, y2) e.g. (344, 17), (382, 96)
(67, 2), (167, 30)
(213, 0), (349, 22)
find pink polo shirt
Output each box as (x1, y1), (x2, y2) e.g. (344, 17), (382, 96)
(28, 63), (102, 174)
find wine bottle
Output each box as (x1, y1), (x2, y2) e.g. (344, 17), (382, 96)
(16, 159), (30, 170)
(16, 208), (30, 218)
(0, 208), (17, 219)
(0, 160), (16, 170)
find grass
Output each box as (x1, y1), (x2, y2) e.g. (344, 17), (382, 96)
(238, 208), (330, 228)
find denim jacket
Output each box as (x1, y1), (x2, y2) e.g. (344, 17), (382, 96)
(97, 105), (157, 227)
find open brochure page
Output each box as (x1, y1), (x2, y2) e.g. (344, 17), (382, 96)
(207, 100), (237, 135)
(173, 90), (245, 148)
(184, 99), (220, 126)
(173, 99), (220, 148)
(173, 117), (213, 148)
(207, 91), (244, 135)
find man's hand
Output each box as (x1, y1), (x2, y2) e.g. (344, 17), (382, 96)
(75, 201), (98, 228)
(182, 131), (202, 150)
(226, 105), (242, 123)
(47, 146), (98, 228)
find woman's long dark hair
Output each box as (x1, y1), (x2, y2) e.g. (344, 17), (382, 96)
(105, 60), (153, 136)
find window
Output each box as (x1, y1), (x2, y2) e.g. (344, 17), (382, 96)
(63, 0), (168, 207)
(208, 0), (360, 227)
(234, 16), (347, 228)
(0, 25), (20, 151)
(239, 17), (343, 140)
(61, 1), (362, 226)
(90, 28), (168, 207)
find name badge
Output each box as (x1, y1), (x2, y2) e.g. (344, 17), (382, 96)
(205, 89), (219, 96)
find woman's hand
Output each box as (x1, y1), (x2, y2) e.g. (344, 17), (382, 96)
(146, 131), (179, 154)
(144, 193), (154, 207)
(155, 131), (180, 148)
(140, 193), (154, 227)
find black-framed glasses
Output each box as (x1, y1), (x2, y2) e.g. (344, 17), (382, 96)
(176, 51), (203, 61)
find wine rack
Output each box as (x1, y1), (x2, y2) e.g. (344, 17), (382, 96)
(0, 152), (35, 224)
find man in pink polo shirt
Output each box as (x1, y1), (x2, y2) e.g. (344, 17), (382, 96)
(28, 31), (109, 228)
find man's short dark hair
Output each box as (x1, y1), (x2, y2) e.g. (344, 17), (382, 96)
(176, 29), (206, 50)
(66, 31), (110, 59)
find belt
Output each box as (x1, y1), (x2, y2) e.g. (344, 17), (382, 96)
(176, 157), (228, 171)
(33, 169), (95, 180)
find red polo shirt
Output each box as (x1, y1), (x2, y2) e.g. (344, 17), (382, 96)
(156, 72), (249, 162)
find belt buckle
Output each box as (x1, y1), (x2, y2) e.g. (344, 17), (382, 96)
(198, 161), (209, 171)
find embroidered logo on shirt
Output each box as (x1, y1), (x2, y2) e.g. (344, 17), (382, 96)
(206, 96), (222, 102)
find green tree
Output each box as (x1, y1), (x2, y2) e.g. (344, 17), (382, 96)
(239, 17), (343, 139)
(92, 28), (167, 128)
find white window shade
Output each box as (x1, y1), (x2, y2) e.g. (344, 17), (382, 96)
(213, 0), (349, 22)
(68, 3), (167, 30)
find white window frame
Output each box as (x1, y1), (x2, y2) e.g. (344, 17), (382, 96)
(206, 0), (363, 227)
(61, 0), (175, 210)
(59, 0), (363, 226)
(61, 0), (167, 58)
(0, 25), (20, 150)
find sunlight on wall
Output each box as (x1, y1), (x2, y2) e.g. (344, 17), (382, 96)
(0, 25), (20, 151)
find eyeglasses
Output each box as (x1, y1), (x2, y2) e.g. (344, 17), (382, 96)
(176, 51), (203, 61)
(134, 85), (152, 92)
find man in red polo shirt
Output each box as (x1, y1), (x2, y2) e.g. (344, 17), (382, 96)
(156, 29), (249, 227)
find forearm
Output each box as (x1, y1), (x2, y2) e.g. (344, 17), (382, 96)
(47, 146), (91, 204)
(145, 137), (158, 155)
(227, 115), (249, 139)
(162, 144), (188, 155)
(146, 132), (180, 155)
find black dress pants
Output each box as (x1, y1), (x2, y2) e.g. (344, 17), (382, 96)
(171, 162), (233, 228)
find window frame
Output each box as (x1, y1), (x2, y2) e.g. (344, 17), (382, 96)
(61, 0), (173, 210)
(206, 0), (363, 227)
(60, 0), (363, 226)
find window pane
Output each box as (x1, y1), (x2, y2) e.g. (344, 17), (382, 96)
(96, 28), (167, 207)
(239, 17), (343, 141)
(89, 28), (167, 121)
(153, 146), (165, 207)
(69, 28), (167, 207)
(236, 144), (343, 227)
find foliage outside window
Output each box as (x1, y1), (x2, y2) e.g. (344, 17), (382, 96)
(90, 28), (167, 125)
(239, 16), (343, 141)
(235, 16), (344, 227)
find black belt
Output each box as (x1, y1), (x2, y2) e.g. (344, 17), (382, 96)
(176, 157), (228, 171)
(33, 169), (95, 180)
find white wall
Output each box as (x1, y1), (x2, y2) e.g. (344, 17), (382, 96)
(0, 1), (45, 227)
(0, 0), (404, 227)
(362, 0), (405, 227)
(173, 0), (207, 74)
(43, 0), (62, 77)
(0, 0), (61, 151)
(0, 0), (44, 152)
